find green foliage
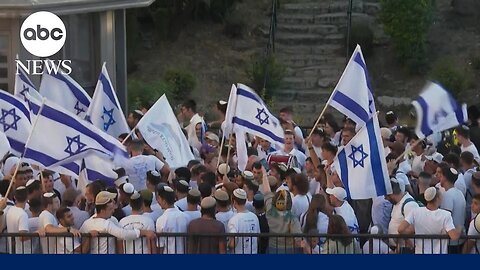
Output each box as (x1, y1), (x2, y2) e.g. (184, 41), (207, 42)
(430, 58), (469, 99)
(347, 20), (374, 57)
(210, 0), (237, 22)
(245, 53), (286, 101)
(127, 79), (174, 111)
(380, 0), (434, 73)
(163, 68), (196, 102)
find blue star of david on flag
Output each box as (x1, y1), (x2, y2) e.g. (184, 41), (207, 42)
(348, 144), (368, 168)
(255, 108), (269, 125)
(64, 135), (87, 156)
(20, 85), (30, 102)
(101, 107), (116, 131)
(0, 108), (21, 132)
(74, 101), (86, 115)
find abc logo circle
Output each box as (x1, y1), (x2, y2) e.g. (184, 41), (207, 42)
(20, 11), (66, 57)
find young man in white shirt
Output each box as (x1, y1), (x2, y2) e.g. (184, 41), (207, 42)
(271, 130), (306, 169)
(305, 128), (326, 160)
(398, 187), (462, 254)
(6, 186), (31, 254)
(56, 206), (86, 254)
(463, 194), (480, 254)
(183, 189), (201, 224)
(119, 192), (156, 254)
(214, 190), (234, 231)
(179, 99), (204, 151)
(456, 125), (480, 163)
(436, 163), (466, 253)
(326, 187), (359, 234)
(385, 178), (419, 253)
(227, 189), (260, 254)
(123, 139), (170, 191)
(242, 171), (258, 213)
(291, 174), (312, 220)
(256, 137), (276, 160)
(155, 185), (188, 254)
(80, 191), (155, 254)
(61, 188), (89, 230)
(173, 179), (190, 211)
(39, 192), (80, 254)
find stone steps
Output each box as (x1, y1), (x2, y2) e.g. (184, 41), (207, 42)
(275, 32), (344, 45)
(278, 54), (346, 68)
(277, 12), (371, 25)
(281, 1), (363, 15)
(275, 43), (343, 55)
(286, 65), (344, 79)
(275, 24), (340, 35)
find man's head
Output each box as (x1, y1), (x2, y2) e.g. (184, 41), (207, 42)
(181, 100), (197, 120)
(279, 106), (293, 122)
(191, 165), (207, 181)
(305, 157), (314, 174)
(40, 171), (54, 193)
(384, 178), (405, 205)
(56, 207), (75, 227)
(471, 194), (480, 215)
(394, 127), (410, 144)
(243, 178), (259, 198)
(14, 186), (28, 204)
(443, 153), (460, 169)
(26, 179), (42, 200)
(311, 128), (327, 147)
(156, 185), (176, 209)
(200, 197), (217, 218)
(460, 151), (475, 171)
(270, 162), (287, 183)
(175, 179), (190, 195)
(321, 143), (337, 161)
(129, 139), (145, 156)
(129, 192), (144, 212)
(385, 111), (398, 126)
(418, 172), (432, 188)
(187, 189), (201, 206)
(424, 187), (442, 207)
(292, 174), (309, 196)
(252, 162), (263, 182)
(146, 170), (161, 190)
(258, 138), (271, 150)
(62, 188), (81, 207)
(455, 125), (470, 144)
(42, 192), (60, 213)
(284, 130), (295, 152)
(127, 110), (143, 129)
(15, 163), (33, 187)
(214, 189), (230, 209)
(326, 187), (347, 207)
(341, 127), (355, 146)
(94, 191), (117, 218)
(436, 162), (458, 188)
(232, 188), (247, 210)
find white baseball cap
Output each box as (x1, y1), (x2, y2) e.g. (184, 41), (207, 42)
(425, 152), (444, 164)
(326, 187), (347, 201)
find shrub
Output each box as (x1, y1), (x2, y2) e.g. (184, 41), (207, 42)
(163, 68), (196, 102)
(380, 0), (434, 73)
(430, 59), (469, 100)
(245, 53), (286, 101)
(127, 79), (174, 111)
(346, 20), (374, 57)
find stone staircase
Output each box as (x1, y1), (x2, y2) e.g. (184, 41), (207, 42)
(272, 0), (380, 125)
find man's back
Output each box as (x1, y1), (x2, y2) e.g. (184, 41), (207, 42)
(156, 208), (188, 254)
(228, 211), (260, 254)
(187, 218), (225, 254)
(124, 155), (164, 191)
(119, 214), (155, 254)
(69, 206), (89, 229)
(6, 206), (30, 254)
(38, 210), (58, 254)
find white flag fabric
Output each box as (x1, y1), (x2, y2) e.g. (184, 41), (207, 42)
(14, 67), (43, 102)
(226, 83), (284, 148)
(39, 64), (91, 119)
(0, 131), (10, 159)
(411, 81), (468, 139)
(23, 99), (128, 171)
(86, 63), (129, 138)
(333, 114), (392, 199)
(0, 90), (32, 156)
(236, 131), (248, 171)
(137, 94), (194, 168)
(223, 84), (238, 138)
(329, 45), (376, 129)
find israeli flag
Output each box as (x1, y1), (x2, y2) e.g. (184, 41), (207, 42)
(329, 45), (375, 129)
(14, 67), (43, 103)
(39, 63), (91, 119)
(411, 81), (468, 139)
(226, 83), (284, 148)
(0, 90), (32, 156)
(23, 99), (128, 171)
(223, 84), (238, 138)
(86, 63), (129, 138)
(137, 94), (194, 168)
(333, 114), (392, 199)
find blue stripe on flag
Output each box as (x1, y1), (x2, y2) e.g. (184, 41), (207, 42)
(19, 69), (36, 89)
(232, 116), (284, 144)
(236, 88), (263, 105)
(24, 148), (80, 173)
(40, 104), (128, 158)
(99, 73), (118, 108)
(331, 91), (369, 123)
(353, 52), (372, 92)
(49, 72), (90, 106)
(416, 96), (433, 137)
(8, 137), (25, 154)
(338, 149), (351, 199)
(0, 91), (31, 121)
(446, 92), (466, 125)
(86, 168), (115, 187)
(366, 119), (387, 196)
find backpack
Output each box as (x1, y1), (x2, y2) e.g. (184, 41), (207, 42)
(401, 197), (424, 217)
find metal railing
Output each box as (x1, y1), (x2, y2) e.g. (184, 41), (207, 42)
(1, 233), (479, 254)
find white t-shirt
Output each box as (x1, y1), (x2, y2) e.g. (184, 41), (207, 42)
(38, 210), (59, 254)
(441, 187), (466, 245)
(28, 216), (41, 254)
(334, 201), (359, 234)
(371, 196), (392, 234)
(124, 155), (165, 191)
(308, 177), (320, 196)
(0, 203), (12, 253)
(467, 217), (480, 254)
(462, 143), (480, 163)
(174, 197), (188, 212)
(216, 210), (235, 232)
(227, 211), (260, 254)
(410, 154), (425, 176)
(56, 224), (81, 254)
(183, 210), (201, 225)
(80, 216), (140, 254)
(388, 193), (419, 246)
(300, 211), (329, 245)
(6, 206), (31, 254)
(292, 194), (311, 220)
(119, 214), (155, 254)
(405, 207), (455, 254)
(69, 206), (89, 230)
(271, 148), (307, 169)
(155, 207), (188, 254)
(245, 201), (255, 213)
(362, 239), (391, 254)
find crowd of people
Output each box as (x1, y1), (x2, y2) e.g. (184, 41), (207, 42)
(1, 98), (480, 254)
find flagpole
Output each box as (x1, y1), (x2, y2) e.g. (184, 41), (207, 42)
(393, 139), (423, 164)
(307, 46), (360, 139)
(225, 133), (234, 168)
(216, 134), (226, 168)
(4, 99), (46, 200)
(121, 127), (136, 145)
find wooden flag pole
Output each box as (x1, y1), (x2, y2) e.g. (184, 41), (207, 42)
(393, 139), (422, 164)
(121, 127), (136, 145)
(216, 134), (226, 168)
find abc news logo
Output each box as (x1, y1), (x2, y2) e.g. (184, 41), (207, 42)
(16, 11), (72, 75)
